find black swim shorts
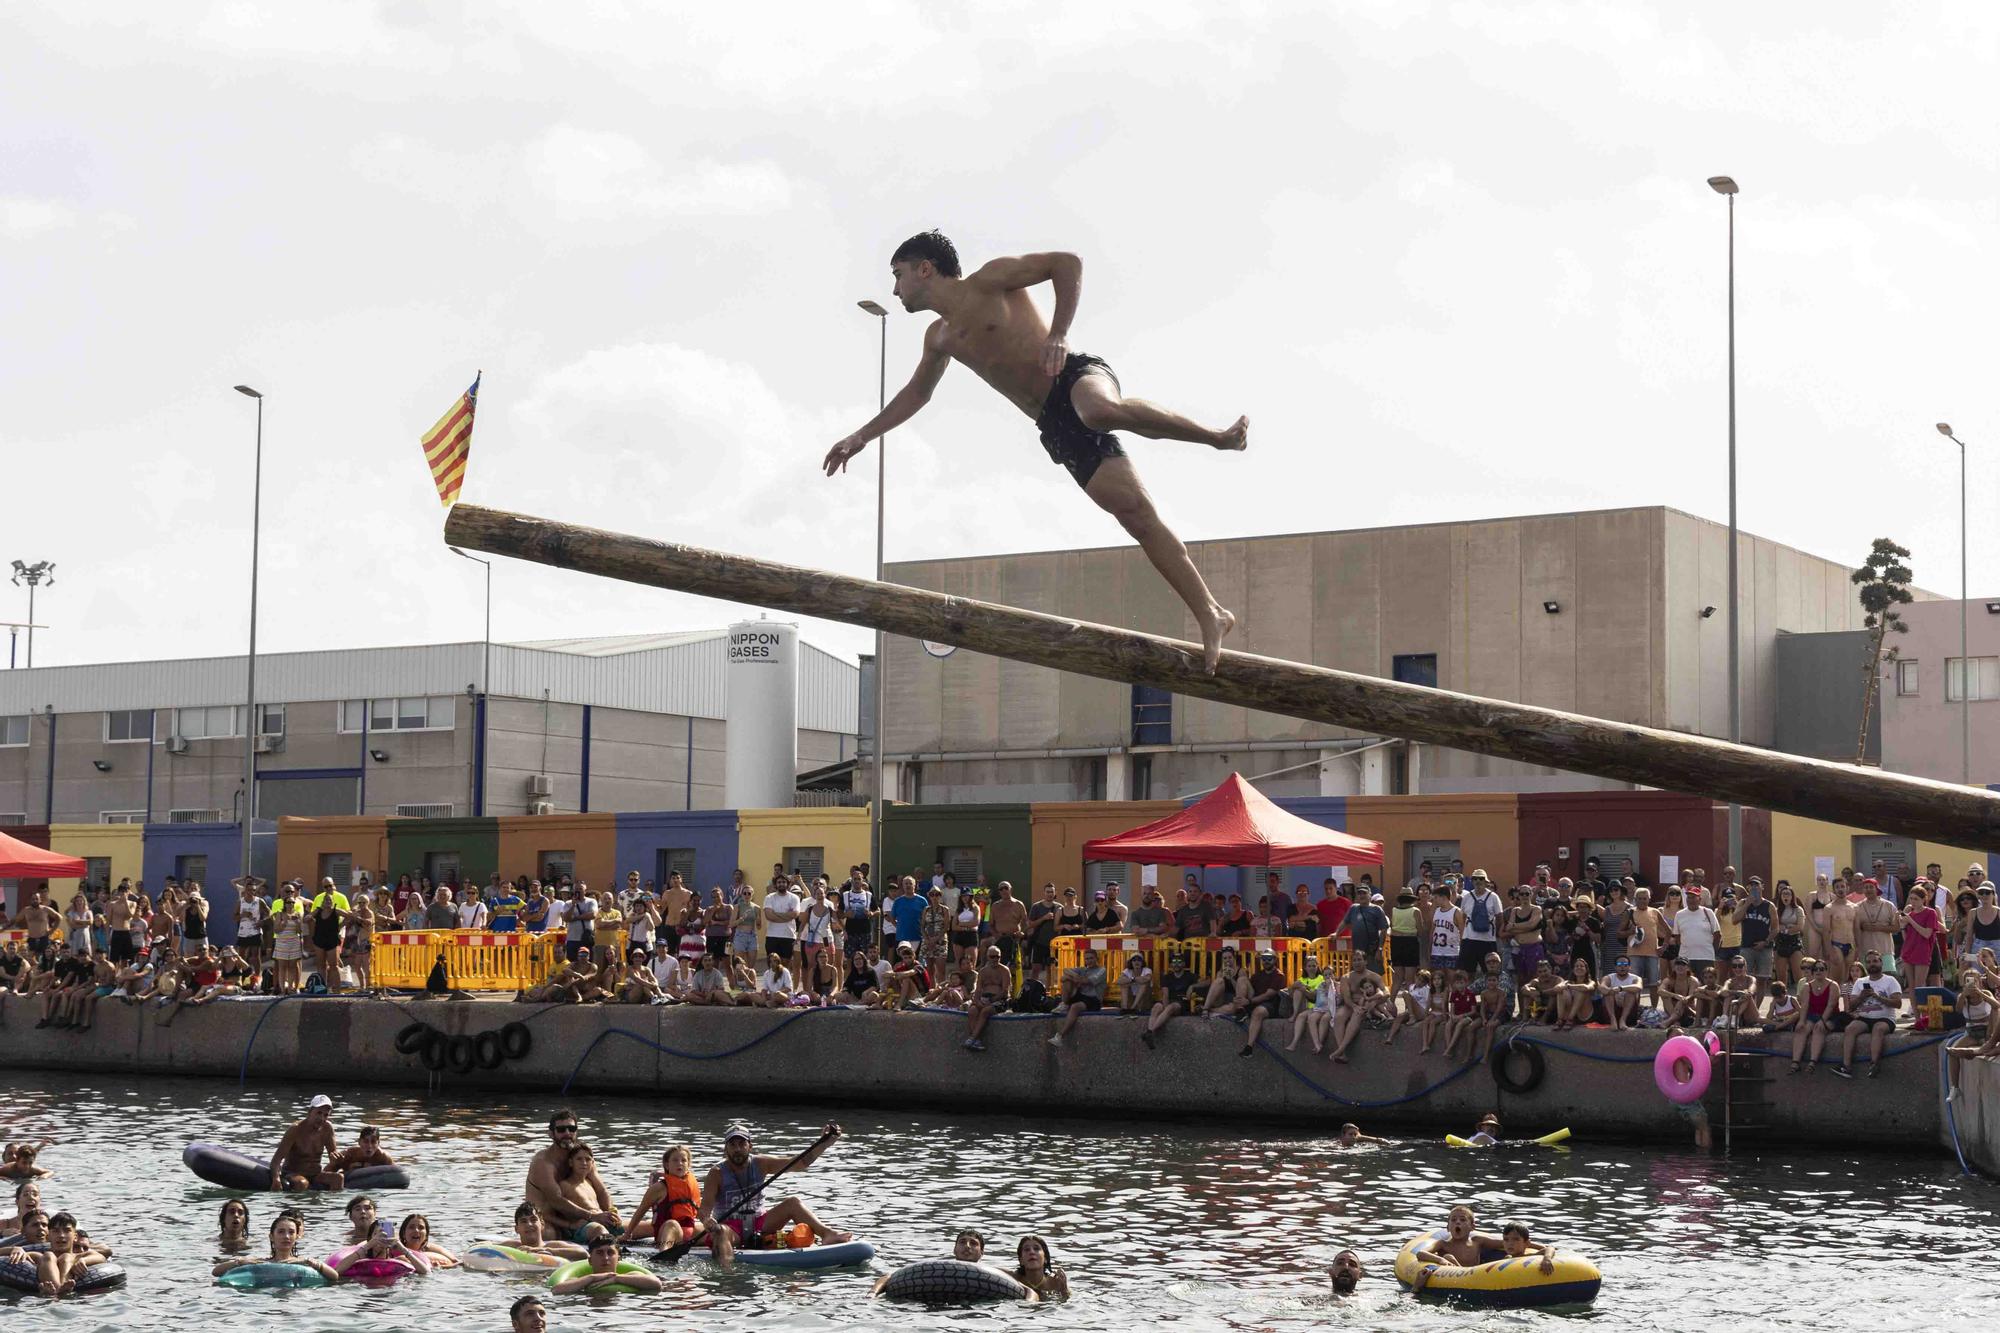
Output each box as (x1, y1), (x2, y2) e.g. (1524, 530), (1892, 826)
(1036, 352), (1127, 489)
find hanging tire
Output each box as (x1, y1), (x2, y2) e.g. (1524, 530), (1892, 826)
(446, 1034), (478, 1075)
(393, 1022), (432, 1055)
(474, 1030), (505, 1070)
(419, 1030), (449, 1072)
(499, 1021), (532, 1061)
(1491, 1040), (1547, 1095)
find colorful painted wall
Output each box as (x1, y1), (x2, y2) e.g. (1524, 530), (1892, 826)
(141, 820), (276, 945)
(1516, 792), (1770, 888)
(1029, 800), (1183, 905)
(736, 807), (870, 894)
(497, 812), (618, 891)
(1345, 794), (1520, 888)
(613, 809), (739, 896)
(883, 804), (1032, 894)
(44, 824), (144, 900)
(276, 816), (396, 889)
(1770, 811), (1989, 893)
(386, 816), (499, 888)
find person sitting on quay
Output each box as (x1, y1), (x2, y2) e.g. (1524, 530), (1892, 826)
(1599, 956), (1645, 1031)
(1046, 947), (1107, 1047)
(1201, 946), (1251, 1022)
(1384, 967), (1432, 1046)
(1140, 949), (1199, 1049)
(1326, 967), (1391, 1064)
(680, 952), (735, 1007)
(1285, 953), (1328, 1022)
(1945, 967), (1996, 1100)
(1467, 953), (1514, 1061)
(1656, 957), (1703, 1030)
(962, 946), (1015, 1052)
(1515, 958), (1562, 1026)
(1237, 949), (1290, 1056)
(877, 942), (930, 1009)
(1116, 951), (1154, 1015)
(1835, 949), (1904, 1079)
(1704, 955), (1762, 1031)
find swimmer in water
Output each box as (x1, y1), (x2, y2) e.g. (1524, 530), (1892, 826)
(1335, 1123), (1389, 1148)
(1328, 1247), (1365, 1294)
(1411, 1206), (1555, 1290)
(217, 1198), (252, 1249)
(954, 1229), (987, 1262)
(1012, 1233), (1069, 1300)
(549, 1229), (662, 1295)
(0, 1142), (52, 1180)
(211, 1207), (340, 1282)
(1460, 1113), (1503, 1147)
(505, 1202), (587, 1260)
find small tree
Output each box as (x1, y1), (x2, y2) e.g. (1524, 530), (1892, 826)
(1852, 537), (1913, 764)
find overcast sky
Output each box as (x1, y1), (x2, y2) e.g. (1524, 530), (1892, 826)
(3, 2), (1993, 671)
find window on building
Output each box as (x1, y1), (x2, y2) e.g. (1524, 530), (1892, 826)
(1131, 684), (1172, 746)
(355, 696), (456, 733)
(1403, 840), (1460, 887)
(1392, 653), (1439, 688)
(657, 847), (698, 886)
(1896, 659), (1920, 697)
(941, 846), (985, 887)
(0, 715), (29, 747)
(318, 853), (353, 889)
(82, 857), (112, 891)
(168, 808), (223, 823)
(258, 704), (286, 736)
(783, 846), (825, 882)
(395, 803), (454, 818)
(176, 705), (239, 740)
(174, 854), (209, 885)
(100, 811), (147, 825)
(1946, 656), (2000, 702)
(105, 708), (153, 743)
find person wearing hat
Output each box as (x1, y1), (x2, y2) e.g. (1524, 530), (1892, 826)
(267, 1094), (343, 1192)
(1084, 887), (1123, 934)
(699, 1122), (850, 1266)
(1456, 871), (1504, 976)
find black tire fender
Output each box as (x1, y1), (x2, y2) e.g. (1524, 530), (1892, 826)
(1491, 1040), (1547, 1095)
(419, 1030), (449, 1072)
(393, 1022), (431, 1055)
(445, 1034), (478, 1075)
(473, 1030), (505, 1070)
(499, 1021), (532, 1060)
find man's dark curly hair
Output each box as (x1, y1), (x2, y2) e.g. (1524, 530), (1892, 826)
(891, 229), (961, 278)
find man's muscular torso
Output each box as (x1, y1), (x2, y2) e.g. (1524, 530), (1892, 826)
(924, 283), (1058, 418)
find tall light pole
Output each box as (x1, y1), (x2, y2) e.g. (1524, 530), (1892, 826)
(1938, 422), (1971, 784)
(449, 545), (493, 815)
(9, 561), (54, 667)
(1707, 174), (1742, 872)
(857, 299), (889, 896)
(234, 385), (264, 886)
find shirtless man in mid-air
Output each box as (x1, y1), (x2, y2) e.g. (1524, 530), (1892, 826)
(824, 230), (1248, 672)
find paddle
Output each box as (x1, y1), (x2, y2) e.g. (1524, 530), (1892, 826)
(650, 1123), (841, 1265)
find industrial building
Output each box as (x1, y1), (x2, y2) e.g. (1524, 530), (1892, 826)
(0, 626), (859, 828)
(878, 505), (1886, 805)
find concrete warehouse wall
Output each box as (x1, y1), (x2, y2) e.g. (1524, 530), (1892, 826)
(0, 993), (1958, 1156)
(1949, 1054), (2000, 1178)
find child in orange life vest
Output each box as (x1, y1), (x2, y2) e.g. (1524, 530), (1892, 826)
(625, 1145), (705, 1249)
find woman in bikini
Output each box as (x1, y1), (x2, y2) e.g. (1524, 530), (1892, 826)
(1012, 1233), (1069, 1300)
(345, 893), (376, 993)
(1790, 957), (1838, 1073)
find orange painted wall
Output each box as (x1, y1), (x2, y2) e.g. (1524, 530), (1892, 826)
(495, 812), (618, 890)
(276, 816), (395, 887)
(1343, 794), (1521, 887)
(1030, 801), (1186, 907)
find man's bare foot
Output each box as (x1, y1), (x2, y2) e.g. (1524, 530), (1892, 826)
(1197, 606), (1237, 674)
(1211, 416), (1248, 451)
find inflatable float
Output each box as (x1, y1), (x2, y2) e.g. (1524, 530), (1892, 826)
(0, 1257), (128, 1295)
(463, 1244), (566, 1274)
(183, 1142), (410, 1192)
(1392, 1230), (1600, 1307)
(1445, 1127), (1572, 1148)
(547, 1257), (653, 1293)
(711, 1239), (874, 1270)
(328, 1244), (417, 1282)
(876, 1257), (1032, 1303)
(216, 1262), (331, 1289)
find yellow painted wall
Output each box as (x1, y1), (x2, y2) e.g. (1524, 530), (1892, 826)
(45, 824), (144, 899)
(736, 807), (871, 899)
(1769, 811), (1990, 891)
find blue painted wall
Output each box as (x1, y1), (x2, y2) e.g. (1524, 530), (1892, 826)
(141, 820), (276, 946)
(614, 809), (741, 896)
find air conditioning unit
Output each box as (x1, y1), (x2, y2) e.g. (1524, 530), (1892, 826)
(165, 736), (190, 755)
(252, 735), (281, 754)
(529, 800), (557, 816)
(527, 774), (553, 797)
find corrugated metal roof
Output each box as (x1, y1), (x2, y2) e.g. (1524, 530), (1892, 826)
(0, 630), (858, 732)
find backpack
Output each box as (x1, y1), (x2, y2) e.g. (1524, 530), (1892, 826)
(1469, 892), (1494, 935)
(1010, 979), (1056, 1014)
(303, 971), (329, 996)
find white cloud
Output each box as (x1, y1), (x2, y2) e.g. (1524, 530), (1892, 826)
(523, 127), (793, 220)
(0, 197), (75, 238)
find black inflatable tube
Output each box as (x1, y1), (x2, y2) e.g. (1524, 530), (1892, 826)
(877, 1258), (1030, 1304)
(1491, 1041), (1548, 1095)
(393, 1022), (432, 1054)
(181, 1142), (411, 1191)
(419, 1030), (448, 1072)
(499, 1021), (531, 1060)
(0, 1258), (127, 1294)
(474, 1030), (505, 1070)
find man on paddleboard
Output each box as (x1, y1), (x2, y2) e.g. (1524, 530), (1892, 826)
(699, 1122), (851, 1267)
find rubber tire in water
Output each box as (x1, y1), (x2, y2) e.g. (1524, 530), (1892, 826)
(393, 1022), (432, 1055)
(446, 1034), (478, 1075)
(499, 1021), (531, 1060)
(419, 1030), (449, 1072)
(474, 1030), (505, 1070)
(1491, 1041), (1547, 1095)
(876, 1257), (1030, 1304)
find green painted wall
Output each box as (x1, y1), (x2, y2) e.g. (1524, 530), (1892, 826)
(881, 803), (1032, 890)
(386, 816), (499, 887)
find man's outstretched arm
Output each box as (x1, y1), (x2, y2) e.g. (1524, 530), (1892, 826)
(969, 251), (1081, 374)
(823, 321), (952, 475)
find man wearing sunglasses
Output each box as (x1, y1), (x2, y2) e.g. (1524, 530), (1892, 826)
(525, 1109), (622, 1240)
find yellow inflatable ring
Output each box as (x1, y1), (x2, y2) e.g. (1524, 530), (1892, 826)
(1393, 1229), (1601, 1307)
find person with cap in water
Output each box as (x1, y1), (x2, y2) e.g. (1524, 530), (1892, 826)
(698, 1122), (850, 1267)
(267, 1094), (344, 1191)
(1327, 1247), (1365, 1294)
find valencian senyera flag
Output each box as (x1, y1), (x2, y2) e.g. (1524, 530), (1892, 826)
(420, 372), (480, 507)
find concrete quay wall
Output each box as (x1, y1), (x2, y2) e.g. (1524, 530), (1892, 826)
(1950, 1055), (2000, 1176)
(0, 993), (1953, 1152)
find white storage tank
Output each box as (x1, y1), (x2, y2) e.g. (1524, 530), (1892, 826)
(725, 618), (798, 810)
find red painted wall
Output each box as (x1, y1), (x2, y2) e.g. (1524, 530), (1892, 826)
(1515, 792), (1770, 888)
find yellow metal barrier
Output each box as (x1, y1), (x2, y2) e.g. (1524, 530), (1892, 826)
(370, 929), (630, 991)
(1050, 933), (1388, 1002)
(373, 931), (444, 989)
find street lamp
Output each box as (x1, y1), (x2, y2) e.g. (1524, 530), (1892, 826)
(234, 384), (264, 887)
(1707, 174), (1742, 871)
(1938, 422), (1971, 784)
(449, 544), (493, 814)
(857, 299), (888, 907)
(8, 561), (54, 667)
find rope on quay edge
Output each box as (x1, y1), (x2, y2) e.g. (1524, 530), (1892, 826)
(557, 1007), (838, 1096)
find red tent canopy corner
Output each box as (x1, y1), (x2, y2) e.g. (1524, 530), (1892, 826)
(1080, 773), (1383, 867)
(0, 830), (86, 879)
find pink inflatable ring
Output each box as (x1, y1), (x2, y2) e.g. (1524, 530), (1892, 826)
(1653, 1033), (1711, 1105)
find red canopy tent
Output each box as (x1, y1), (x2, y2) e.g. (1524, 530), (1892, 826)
(0, 831), (85, 879)
(1081, 773), (1383, 867)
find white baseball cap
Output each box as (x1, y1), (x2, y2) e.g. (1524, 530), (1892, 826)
(309, 1094), (333, 1110)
